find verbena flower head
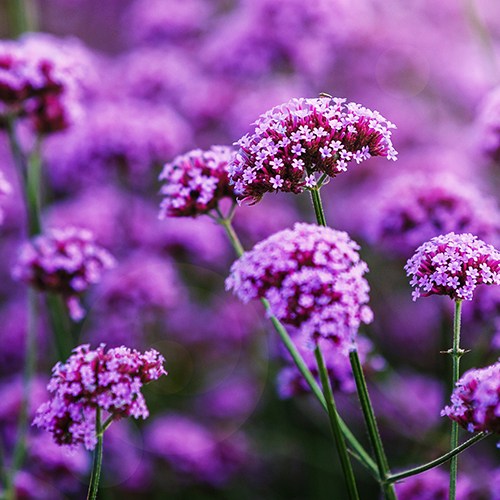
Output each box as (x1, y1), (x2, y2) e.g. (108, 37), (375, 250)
(441, 360), (500, 434)
(159, 145), (236, 218)
(226, 223), (373, 349)
(228, 96), (397, 204)
(13, 227), (116, 321)
(367, 172), (500, 255)
(33, 344), (166, 450)
(405, 232), (500, 301)
(0, 34), (89, 134)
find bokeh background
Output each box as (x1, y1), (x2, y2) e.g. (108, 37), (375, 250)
(1, 0), (500, 498)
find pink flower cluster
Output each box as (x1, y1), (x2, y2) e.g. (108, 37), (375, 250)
(226, 223), (373, 349)
(0, 36), (82, 134)
(441, 360), (500, 434)
(159, 145), (235, 217)
(33, 344), (167, 450)
(228, 96), (397, 204)
(13, 227), (116, 320)
(405, 232), (500, 301)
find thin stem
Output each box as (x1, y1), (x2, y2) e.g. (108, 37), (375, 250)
(449, 300), (463, 500)
(26, 138), (42, 236)
(46, 293), (73, 361)
(386, 432), (488, 484)
(6, 0), (38, 37)
(217, 212), (378, 478)
(3, 289), (38, 500)
(309, 188), (327, 226)
(350, 351), (396, 500)
(87, 408), (104, 500)
(308, 187), (395, 498)
(315, 346), (360, 500)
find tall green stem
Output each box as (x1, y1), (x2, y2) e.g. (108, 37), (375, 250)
(386, 431), (488, 484)
(308, 188), (396, 499)
(217, 213), (378, 478)
(449, 300), (463, 500)
(87, 408), (104, 500)
(315, 346), (360, 500)
(6, 0), (38, 37)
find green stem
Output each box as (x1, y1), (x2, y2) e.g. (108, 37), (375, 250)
(386, 432), (488, 484)
(350, 351), (396, 499)
(46, 293), (73, 361)
(6, 0), (38, 37)
(449, 300), (463, 500)
(3, 289), (38, 500)
(308, 187), (395, 498)
(217, 213), (378, 478)
(315, 346), (360, 500)
(310, 188), (327, 226)
(87, 408), (104, 500)
(26, 137), (42, 236)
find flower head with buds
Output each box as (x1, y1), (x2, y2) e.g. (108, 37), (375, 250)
(229, 96), (397, 204)
(226, 223), (373, 349)
(159, 145), (236, 218)
(33, 344), (166, 450)
(405, 232), (500, 302)
(441, 360), (500, 434)
(13, 227), (116, 320)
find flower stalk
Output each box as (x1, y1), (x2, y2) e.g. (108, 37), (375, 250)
(87, 408), (104, 500)
(309, 187), (396, 500)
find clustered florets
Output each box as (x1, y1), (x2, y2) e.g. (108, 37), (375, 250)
(33, 344), (167, 450)
(367, 172), (500, 255)
(228, 96), (397, 204)
(0, 37), (81, 134)
(226, 223), (373, 350)
(13, 227), (116, 320)
(159, 145), (236, 217)
(441, 360), (500, 434)
(405, 232), (500, 302)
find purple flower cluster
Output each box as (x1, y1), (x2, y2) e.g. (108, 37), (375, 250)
(441, 360), (500, 434)
(366, 172), (500, 255)
(13, 227), (116, 320)
(146, 413), (250, 486)
(405, 232), (500, 301)
(33, 344), (166, 450)
(226, 223), (373, 349)
(228, 96), (397, 204)
(0, 34), (86, 134)
(159, 146), (235, 218)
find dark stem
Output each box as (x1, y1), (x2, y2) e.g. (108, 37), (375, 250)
(6, 0), (38, 37)
(386, 432), (488, 484)
(315, 346), (360, 500)
(449, 300), (463, 500)
(87, 408), (104, 500)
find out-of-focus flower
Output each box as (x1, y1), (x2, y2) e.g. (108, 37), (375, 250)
(277, 334), (383, 398)
(33, 344), (166, 450)
(226, 223), (373, 349)
(395, 467), (472, 499)
(0, 33), (94, 134)
(373, 372), (443, 438)
(123, 0), (214, 46)
(87, 251), (183, 347)
(442, 360), (500, 434)
(159, 146), (235, 218)
(43, 99), (192, 193)
(475, 86), (500, 163)
(0, 170), (11, 226)
(365, 172), (500, 255)
(229, 96), (397, 204)
(405, 232), (500, 301)
(145, 413), (250, 486)
(13, 227), (115, 320)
